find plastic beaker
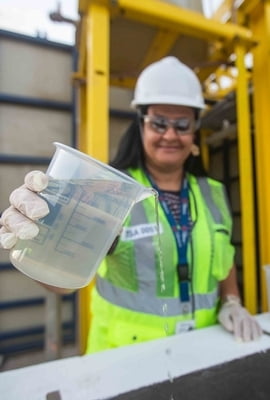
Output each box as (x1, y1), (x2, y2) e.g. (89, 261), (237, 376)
(264, 265), (270, 312)
(9, 142), (156, 289)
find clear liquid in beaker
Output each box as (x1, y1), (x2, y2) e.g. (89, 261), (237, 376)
(10, 178), (145, 289)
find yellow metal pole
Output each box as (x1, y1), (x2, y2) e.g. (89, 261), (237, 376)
(235, 43), (257, 313)
(212, 0), (261, 23)
(236, 0), (261, 19)
(250, 1), (270, 311)
(200, 130), (210, 170)
(211, 0), (235, 22)
(78, 0), (110, 354)
(140, 29), (179, 70)
(83, 0), (109, 161)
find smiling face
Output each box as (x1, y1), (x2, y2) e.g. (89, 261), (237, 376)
(142, 104), (196, 173)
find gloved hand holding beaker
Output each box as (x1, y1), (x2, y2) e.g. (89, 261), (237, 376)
(0, 170), (49, 249)
(0, 142), (154, 289)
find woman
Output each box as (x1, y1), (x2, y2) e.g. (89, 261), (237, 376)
(0, 57), (262, 352)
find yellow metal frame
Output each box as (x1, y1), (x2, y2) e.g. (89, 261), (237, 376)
(249, 0), (270, 311)
(212, 0), (261, 23)
(76, 0), (270, 352)
(235, 43), (257, 312)
(203, 65), (240, 101)
(111, 0), (254, 44)
(77, 0), (110, 354)
(110, 29), (179, 88)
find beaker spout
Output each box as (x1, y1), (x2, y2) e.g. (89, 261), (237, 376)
(136, 187), (158, 202)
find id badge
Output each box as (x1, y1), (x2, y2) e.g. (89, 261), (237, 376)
(175, 320), (195, 334)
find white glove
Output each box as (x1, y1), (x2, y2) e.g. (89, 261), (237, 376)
(218, 295), (262, 342)
(0, 171), (49, 249)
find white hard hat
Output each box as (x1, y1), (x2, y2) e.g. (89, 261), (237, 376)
(131, 56), (205, 110)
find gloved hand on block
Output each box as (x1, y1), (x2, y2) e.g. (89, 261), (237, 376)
(218, 295), (262, 342)
(0, 171), (49, 249)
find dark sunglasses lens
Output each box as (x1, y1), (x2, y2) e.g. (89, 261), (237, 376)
(145, 115), (194, 134)
(175, 118), (191, 132)
(151, 119), (168, 133)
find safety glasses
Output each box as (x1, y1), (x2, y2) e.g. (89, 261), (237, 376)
(142, 115), (197, 136)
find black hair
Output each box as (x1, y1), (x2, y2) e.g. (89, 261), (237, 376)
(110, 109), (207, 177)
(110, 116), (144, 170)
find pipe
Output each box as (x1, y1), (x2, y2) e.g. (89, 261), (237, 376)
(0, 333), (75, 355)
(49, 2), (78, 26)
(0, 29), (72, 51)
(0, 263), (14, 271)
(0, 93), (72, 111)
(0, 154), (51, 165)
(0, 293), (75, 310)
(110, 109), (136, 119)
(0, 321), (74, 341)
(0, 320), (76, 356)
(204, 124), (237, 145)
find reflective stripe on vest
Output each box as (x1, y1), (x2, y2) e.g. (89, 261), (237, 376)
(197, 178), (224, 224)
(96, 276), (218, 316)
(96, 177), (221, 316)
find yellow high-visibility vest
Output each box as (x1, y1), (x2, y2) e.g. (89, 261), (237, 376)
(86, 169), (235, 353)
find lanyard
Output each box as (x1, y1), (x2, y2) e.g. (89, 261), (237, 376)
(147, 173), (192, 302)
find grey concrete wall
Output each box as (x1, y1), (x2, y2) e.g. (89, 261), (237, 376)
(0, 31), (133, 360)
(0, 32), (75, 358)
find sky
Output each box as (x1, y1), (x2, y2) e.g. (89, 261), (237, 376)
(0, 0), (222, 45)
(0, 0), (79, 45)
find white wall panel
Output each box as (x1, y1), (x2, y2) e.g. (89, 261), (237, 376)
(0, 105), (72, 156)
(0, 39), (72, 101)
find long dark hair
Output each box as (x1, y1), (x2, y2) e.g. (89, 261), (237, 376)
(110, 112), (207, 177)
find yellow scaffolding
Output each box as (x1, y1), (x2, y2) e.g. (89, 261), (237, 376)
(75, 0), (269, 353)
(249, 0), (270, 311)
